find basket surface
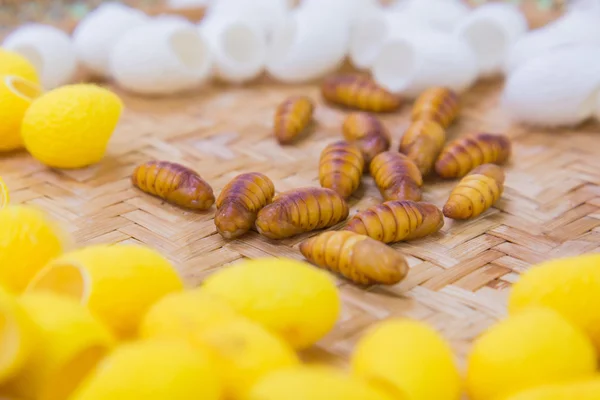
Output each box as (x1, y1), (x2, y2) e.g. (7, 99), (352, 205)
(0, 1), (597, 370)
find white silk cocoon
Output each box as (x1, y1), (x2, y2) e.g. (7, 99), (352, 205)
(266, 8), (349, 83)
(372, 30), (478, 97)
(167, 0), (213, 8)
(72, 2), (149, 78)
(350, 9), (433, 70)
(455, 2), (527, 78)
(502, 45), (600, 127)
(109, 18), (213, 95)
(505, 9), (600, 74)
(299, 0), (380, 26)
(205, 0), (291, 38)
(392, 0), (470, 32)
(595, 92), (600, 122)
(3, 23), (77, 89)
(199, 16), (266, 83)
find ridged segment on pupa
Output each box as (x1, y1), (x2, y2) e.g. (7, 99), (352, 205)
(110, 18), (213, 95)
(132, 160), (215, 210)
(299, 230), (409, 285)
(370, 151), (423, 202)
(435, 133), (511, 179)
(72, 3), (149, 77)
(501, 45), (600, 127)
(345, 200), (444, 243)
(273, 96), (314, 144)
(342, 112), (391, 164)
(411, 87), (460, 128)
(255, 187), (349, 239)
(399, 119), (446, 176)
(454, 2), (527, 78)
(372, 29), (478, 97)
(2, 23), (77, 89)
(321, 74), (402, 113)
(319, 140), (365, 199)
(505, 9), (600, 75)
(215, 172), (275, 239)
(443, 164), (505, 220)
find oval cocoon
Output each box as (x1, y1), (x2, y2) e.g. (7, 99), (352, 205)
(466, 307), (596, 400)
(21, 84), (123, 169)
(505, 378), (600, 400)
(0, 288), (39, 384)
(70, 340), (221, 400)
(351, 318), (461, 400)
(0, 177), (8, 208)
(0, 48), (39, 83)
(110, 17), (213, 95)
(455, 2), (527, 77)
(0, 75), (42, 152)
(3, 23), (77, 89)
(202, 257), (341, 350)
(350, 9), (433, 70)
(72, 2), (149, 77)
(194, 318), (300, 399)
(139, 288), (240, 340)
(508, 254), (600, 351)
(372, 30), (478, 97)
(248, 365), (395, 400)
(3, 293), (114, 400)
(505, 9), (600, 75)
(0, 205), (69, 293)
(501, 45), (600, 127)
(27, 244), (184, 339)
(199, 15), (266, 83)
(266, 9), (349, 83)
(206, 0), (291, 38)
(392, 0), (470, 32)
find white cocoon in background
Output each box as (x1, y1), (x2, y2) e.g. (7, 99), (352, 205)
(392, 0), (470, 32)
(167, 0), (213, 8)
(568, 0), (600, 13)
(266, 8), (349, 83)
(110, 18), (212, 95)
(73, 2), (149, 78)
(299, 0), (380, 26)
(350, 9), (433, 69)
(455, 2), (527, 78)
(505, 10), (600, 74)
(2, 23), (77, 89)
(205, 0), (290, 38)
(502, 45), (600, 127)
(372, 30), (477, 97)
(199, 16), (266, 83)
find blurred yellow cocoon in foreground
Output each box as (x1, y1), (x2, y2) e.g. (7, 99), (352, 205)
(70, 340), (221, 400)
(0, 288), (39, 385)
(0, 177), (9, 208)
(0, 205), (69, 294)
(0, 75), (42, 152)
(1, 293), (114, 400)
(26, 244), (184, 339)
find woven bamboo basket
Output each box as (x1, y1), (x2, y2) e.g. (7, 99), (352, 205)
(1, 0), (597, 377)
